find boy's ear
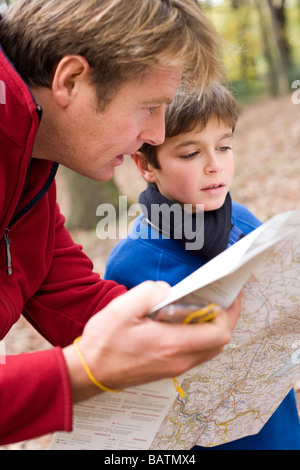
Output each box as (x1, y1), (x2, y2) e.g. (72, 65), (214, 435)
(132, 151), (157, 183)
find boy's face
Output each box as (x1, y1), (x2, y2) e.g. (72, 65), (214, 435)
(141, 117), (235, 211)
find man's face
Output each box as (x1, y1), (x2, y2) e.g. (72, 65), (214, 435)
(54, 65), (183, 182)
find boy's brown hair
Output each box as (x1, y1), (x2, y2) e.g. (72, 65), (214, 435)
(140, 82), (239, 168)
(0, 0), (224, 109)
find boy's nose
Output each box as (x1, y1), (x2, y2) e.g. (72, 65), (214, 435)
(204, 152), (223, 174)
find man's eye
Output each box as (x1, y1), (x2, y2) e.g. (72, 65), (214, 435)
(147, 106), (159, 115)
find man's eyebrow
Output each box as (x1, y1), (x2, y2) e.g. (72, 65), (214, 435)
(142, 97), (173, 106)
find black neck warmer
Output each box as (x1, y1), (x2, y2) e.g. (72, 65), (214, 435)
(139, 184), (233, 262)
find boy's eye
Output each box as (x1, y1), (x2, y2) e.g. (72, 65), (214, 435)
(180, 151), (199, 160)
(218, 146), (231, 152)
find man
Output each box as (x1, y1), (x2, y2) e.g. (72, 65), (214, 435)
(0, 0), (240, 445)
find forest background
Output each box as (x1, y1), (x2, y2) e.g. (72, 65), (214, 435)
(1, 0), (299, 230)
(1, 0), (299, 229)
(0, 0), (300, 450)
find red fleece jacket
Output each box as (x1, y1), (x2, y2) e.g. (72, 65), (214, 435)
(0, 47), (126, 445)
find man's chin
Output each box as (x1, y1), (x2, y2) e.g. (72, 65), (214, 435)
(86, 156), (125, 182)
(112, 154), (125, 167)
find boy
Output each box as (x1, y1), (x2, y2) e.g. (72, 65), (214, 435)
(104, 83), (300, 449)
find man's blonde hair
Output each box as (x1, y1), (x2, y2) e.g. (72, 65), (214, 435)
(0, 0), (224, 107)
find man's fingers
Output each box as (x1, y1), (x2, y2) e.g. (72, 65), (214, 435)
(191, 294), (242, 350)
(153, 294), (242, 358)
(80, 288), (243, 390)
(226, 292), (242, 330)
(104, 281), (171, 320)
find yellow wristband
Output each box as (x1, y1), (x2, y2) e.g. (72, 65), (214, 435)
(73, 337), (122, 394)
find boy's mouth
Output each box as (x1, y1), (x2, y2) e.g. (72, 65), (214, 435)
(202, 183), (225, 190)
(201, 183), (225, 194)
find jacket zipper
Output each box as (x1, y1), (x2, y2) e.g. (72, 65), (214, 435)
(3, 229), (12, 276)
(1, 104), (53, 277)
(2, 161), (59, 276)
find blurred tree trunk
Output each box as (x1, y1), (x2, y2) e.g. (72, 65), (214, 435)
(267, 0), (290, 94)
(231, 0), (257, 82)
(255, 0), (279, 95)
(63, 168), (121, 231)
(269, 0), (292, 67)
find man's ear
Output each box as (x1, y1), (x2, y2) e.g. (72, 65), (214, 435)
(132, 152), (157, 183)
(52, 55), (90, 108)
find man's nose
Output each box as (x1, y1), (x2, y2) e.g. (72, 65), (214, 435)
(139, 107), (166, 147)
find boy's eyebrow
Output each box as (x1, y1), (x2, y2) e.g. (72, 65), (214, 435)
(174, 140), (201, 149)
(174, 133), (234, 149)
(219, 132), (234, 140)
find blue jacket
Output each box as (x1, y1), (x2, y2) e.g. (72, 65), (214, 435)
(105, 201), (300, 450)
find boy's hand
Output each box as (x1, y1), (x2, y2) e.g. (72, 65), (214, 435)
(63, 282), (241, 402)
